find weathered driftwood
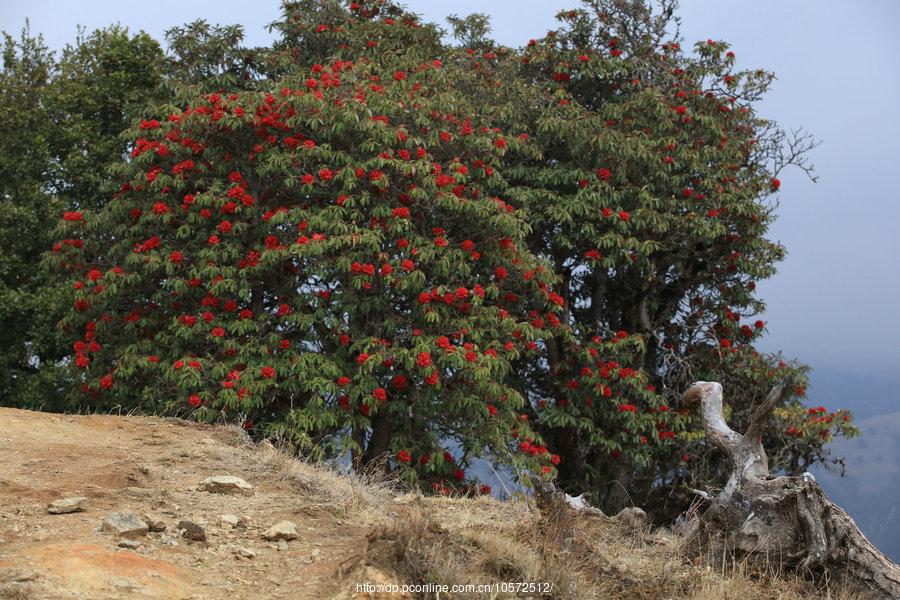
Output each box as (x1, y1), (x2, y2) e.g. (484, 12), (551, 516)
(683, 381), (900, 599)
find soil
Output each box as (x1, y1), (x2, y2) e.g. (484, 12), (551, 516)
(0, 407), (401, 599)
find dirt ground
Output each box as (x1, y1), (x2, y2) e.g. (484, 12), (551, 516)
(0, 407), (406, 600)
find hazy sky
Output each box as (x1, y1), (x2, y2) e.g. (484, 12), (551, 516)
(4, 0), (899, 385)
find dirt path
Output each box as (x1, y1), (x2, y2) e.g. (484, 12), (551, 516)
(0, 407), (391, 599)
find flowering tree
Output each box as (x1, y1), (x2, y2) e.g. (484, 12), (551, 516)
(46, 0), (856, 506)
(441, 1), (856, 513)
(50, 52), (563, 492)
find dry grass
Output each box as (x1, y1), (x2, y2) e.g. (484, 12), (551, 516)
(149, 418), (866, 599)
(219, 425), (398, 523)
(328, 481), (860, 600)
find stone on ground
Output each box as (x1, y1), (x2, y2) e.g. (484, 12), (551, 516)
(178, 520), (207, 542)
(100, 512), (148, 537)
(198, 476), (254, 496)
(47, 496), (87, 514)
(262, 520), (298, 542)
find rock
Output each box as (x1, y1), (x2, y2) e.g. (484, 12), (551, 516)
(261, 520), (298, 542)
(47, 496), (87, 514)
(142, 513), (166, 532)
(276, 540), (289, 551)
(101, 512), (148, 538)
(117, 540), (142, 550)
(234, 547), (256, 559)
(220, 514), (240, 528)
(122, 486), (153, 498)
(0, 568), (39, 583)
(611, 506), (649, 529)
(178, 520), (207, 542)
(198, 476), (253, 496)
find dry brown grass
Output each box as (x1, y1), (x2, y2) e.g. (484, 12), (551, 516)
(347, 488), (861, 599)
(216, 424), (863, 600)
(219, 425), (397, 523)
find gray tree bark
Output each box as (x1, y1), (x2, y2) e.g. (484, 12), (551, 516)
(683, 381), (900, 599)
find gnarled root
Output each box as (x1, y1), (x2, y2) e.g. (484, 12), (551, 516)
(684, 381), (900, 599)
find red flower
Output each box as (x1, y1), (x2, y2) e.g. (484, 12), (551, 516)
(188, 394), (202, 408)
(372, 387), (387, 402)
(260, 366), (276, 379)
(417, 352), (432, 368)
(397, 449), (412, 463)
(597, 168), (612, 181)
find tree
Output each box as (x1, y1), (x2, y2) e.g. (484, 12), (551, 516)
(49, 50), (563, 492)
(0, 24), (164, 408)
(0, 26), (62, 406)
(439, 0), (855, 515)
(43, 0), (856, 507)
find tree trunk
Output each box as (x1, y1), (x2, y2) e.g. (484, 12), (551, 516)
(683, 381), (900, 599)
(360, 411), (391, 468)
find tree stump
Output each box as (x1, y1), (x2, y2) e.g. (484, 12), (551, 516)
(683, 381), (900, 599)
